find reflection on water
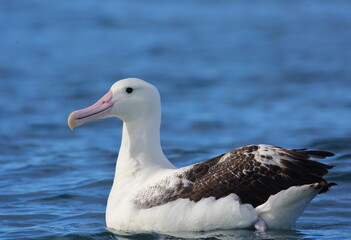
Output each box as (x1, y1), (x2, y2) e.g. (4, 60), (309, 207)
(110, 228), (308, 240)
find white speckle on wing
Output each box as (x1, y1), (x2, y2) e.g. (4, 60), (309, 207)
(133, 172), (191, 208)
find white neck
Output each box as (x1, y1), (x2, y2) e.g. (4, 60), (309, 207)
(113, 112), (175, 183)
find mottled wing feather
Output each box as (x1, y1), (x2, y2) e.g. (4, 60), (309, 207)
(134, 144), (335, 209)
(133, 154), (224, 208)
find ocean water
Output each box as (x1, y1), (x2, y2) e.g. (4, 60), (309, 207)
(1, 0), (351, 239)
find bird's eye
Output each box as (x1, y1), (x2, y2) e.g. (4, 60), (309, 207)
(126, 87), (133, 94)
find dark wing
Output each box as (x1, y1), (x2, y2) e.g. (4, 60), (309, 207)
(134, 144), (335, 209)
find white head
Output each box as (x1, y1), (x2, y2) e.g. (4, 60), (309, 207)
(68, 78), (161, 129)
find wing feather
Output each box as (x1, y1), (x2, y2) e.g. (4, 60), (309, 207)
(134, 144), (335, 209)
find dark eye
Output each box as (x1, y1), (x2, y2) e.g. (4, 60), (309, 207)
(126, 87), (133, 94)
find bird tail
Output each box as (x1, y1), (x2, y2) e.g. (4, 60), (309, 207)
(255, 184), (320, 229)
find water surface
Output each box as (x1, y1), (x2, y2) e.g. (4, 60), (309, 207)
(1, 1), (351, 239)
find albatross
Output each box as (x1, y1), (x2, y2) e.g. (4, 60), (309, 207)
(68, 78), (335, 232)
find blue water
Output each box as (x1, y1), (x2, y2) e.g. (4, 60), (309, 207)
(1, 0), (351, 239)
